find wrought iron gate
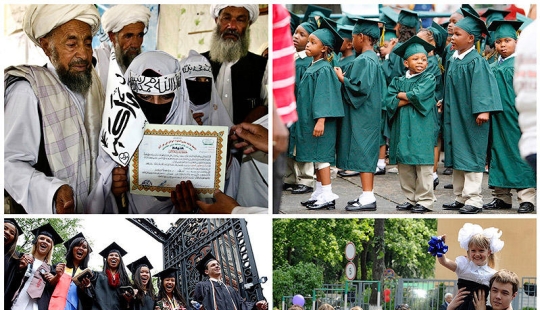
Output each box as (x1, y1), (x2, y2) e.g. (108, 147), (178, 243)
(128, 218), (265, 305)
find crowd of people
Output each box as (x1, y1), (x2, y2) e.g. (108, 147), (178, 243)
(282, 4), (537, 214)
(4, 4), (270, 214)
(4, 219), (269, 310)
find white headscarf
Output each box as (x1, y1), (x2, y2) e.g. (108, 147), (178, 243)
(23, 4), (100, 46)
(210, 5), (259, 23)
(180, 50), (233, 127)
(101, 4), (151, 33)
(125, 51), (191, 126)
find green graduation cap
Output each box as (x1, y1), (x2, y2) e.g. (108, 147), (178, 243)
(338, 24), (354, 40)
(455, 8), (489, 42)
(379, 6), (398, 30)
(480, 8), (510, 26)
(382, 28), (397, 41)
(458, 4), (479, 18)
(440, 21), (450, 30)
(487, 19), (523, 41)
(338, 14), (357, 28)
(428, 21), (448, 55)
(289, 10), (301, 36)
(398, 8), (420, 31)
(392, 35), (435, 60)
(516, 13), (533, 31)
(298, 21), (318, 35)
(302, 5), (332, 23)
(31, 223), (64, 245)
(312, 17), (344, 52)
(353, 18), (382, 41)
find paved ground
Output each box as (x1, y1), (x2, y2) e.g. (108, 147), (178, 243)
(278, 163), (535, 215)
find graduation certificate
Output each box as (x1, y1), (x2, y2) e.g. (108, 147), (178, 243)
(129, 124), (228, 198)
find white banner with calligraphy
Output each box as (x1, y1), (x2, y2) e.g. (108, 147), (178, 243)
(99, 50), (147, 166)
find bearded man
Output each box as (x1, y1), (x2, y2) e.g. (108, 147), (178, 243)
(4, 4), (104, 214)
(94, 4), (151, 89)
(203, 4), (268, 125)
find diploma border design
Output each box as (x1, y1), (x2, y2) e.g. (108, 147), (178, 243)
(131, 128), (225, 195)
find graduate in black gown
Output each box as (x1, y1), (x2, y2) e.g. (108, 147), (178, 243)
(126, 256), (156, 310)
(154, 267), (187, 310)
(85, 242), (132, 310)
(4, 219), (24, 309)
(193, 253), (268, 310)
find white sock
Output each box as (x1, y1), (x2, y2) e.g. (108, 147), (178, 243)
(377, 159), (386, 169)
(321, 184), (332, 194)
(310, 182), (323, 200)
(359, 191), (376, 205)
(433, 172), (438, 180)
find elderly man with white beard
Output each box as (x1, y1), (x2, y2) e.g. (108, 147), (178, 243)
(4, 4), (104, 214)
(202, 4), (268, 125)
(93, 4), (151, 89)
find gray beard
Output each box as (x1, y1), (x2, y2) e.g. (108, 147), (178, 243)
(51, 48), (92, 95)
(209, 26), (250, 63)
(114, 42), (139, 73)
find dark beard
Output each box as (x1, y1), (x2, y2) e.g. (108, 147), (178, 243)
(209, 26), (250, 63)
(115, 42), (140, 72)
(52, 49), (92, 95)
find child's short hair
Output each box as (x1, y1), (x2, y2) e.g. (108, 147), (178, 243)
(395, 304), (410, 310)
(290, 305), (304, 310)
(468, 234), (496, 268)
(490, 269), (519, 294)
(417, 28), (434, 43)
(361, 34), (377, 47)
(351, 306), (363, 310)
(318, 303), (334, 310)
(398, 25), (416, 42)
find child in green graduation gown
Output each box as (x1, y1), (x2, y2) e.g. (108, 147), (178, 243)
(334, 18), (386, 211)
(385, 36), (438, 213)
(295, 18), (344, 210)
(483, 19), (536, 214)
(441, 10), (503, 214)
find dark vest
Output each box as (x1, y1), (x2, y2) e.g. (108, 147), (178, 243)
(202, 51), (267, 124)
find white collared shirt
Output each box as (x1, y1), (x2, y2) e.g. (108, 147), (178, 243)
(455, 255), (497, 286)
(405, 70), (423, 79)
(452, 45), (476, 60)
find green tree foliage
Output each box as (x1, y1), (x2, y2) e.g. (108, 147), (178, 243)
(273, 262), (324, 307)
(14, 218), (83, 264)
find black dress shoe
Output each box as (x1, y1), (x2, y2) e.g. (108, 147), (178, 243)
(374, 167), (386, 175)
(347, 198), (359, 205)
(345, 201), (377, 211)
(282, 183), (295, 191)
(433, 178), (439, 190)
(483, 198), (512, 210)
(444, 184), (453, 189)
(307, 200), (336, 210)
(459, 205), (483, 214)
(518, 202), (535, 213)
(396, 202), (414, 210)
(411, 204), (432, 213)
(338, 170), (360, 177)
(291, 184), (313, 194)
(442, 201), (465, 210)
(301, 199), (317, 207)
(443, 167), (453, 175)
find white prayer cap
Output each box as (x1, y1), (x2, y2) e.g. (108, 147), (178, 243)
(101, 5), (151, 33)
(181, 50), (213, 80)
(210, 5), (259, 23)
(23, 4), (100, 46)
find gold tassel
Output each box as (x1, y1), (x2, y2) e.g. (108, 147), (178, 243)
(476, 40), (481, 53)
(380, 26), (386, 47)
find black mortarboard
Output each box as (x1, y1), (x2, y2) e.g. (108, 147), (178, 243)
(459, 4), (479, 18)
(5, 218), (23, 235)
(302, 5), (332, 23)
(31, 223), (63, 245)
(379, 6), (398, 30)
(398, 8), (420, 31)
(98, 242), (127, 258)
(195, 252), (218, 276)
(481, 8), (511, 26)
(440, 21), (450, 30)
(455, 8), (489, 42)
(154, 267), (178, 280)
(393, 35), (435, 60)
(312, 17), (344, 53)
(63, 232), (92, 253)
(487, 20), (523, 41)
(127, 256), (154, 274)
